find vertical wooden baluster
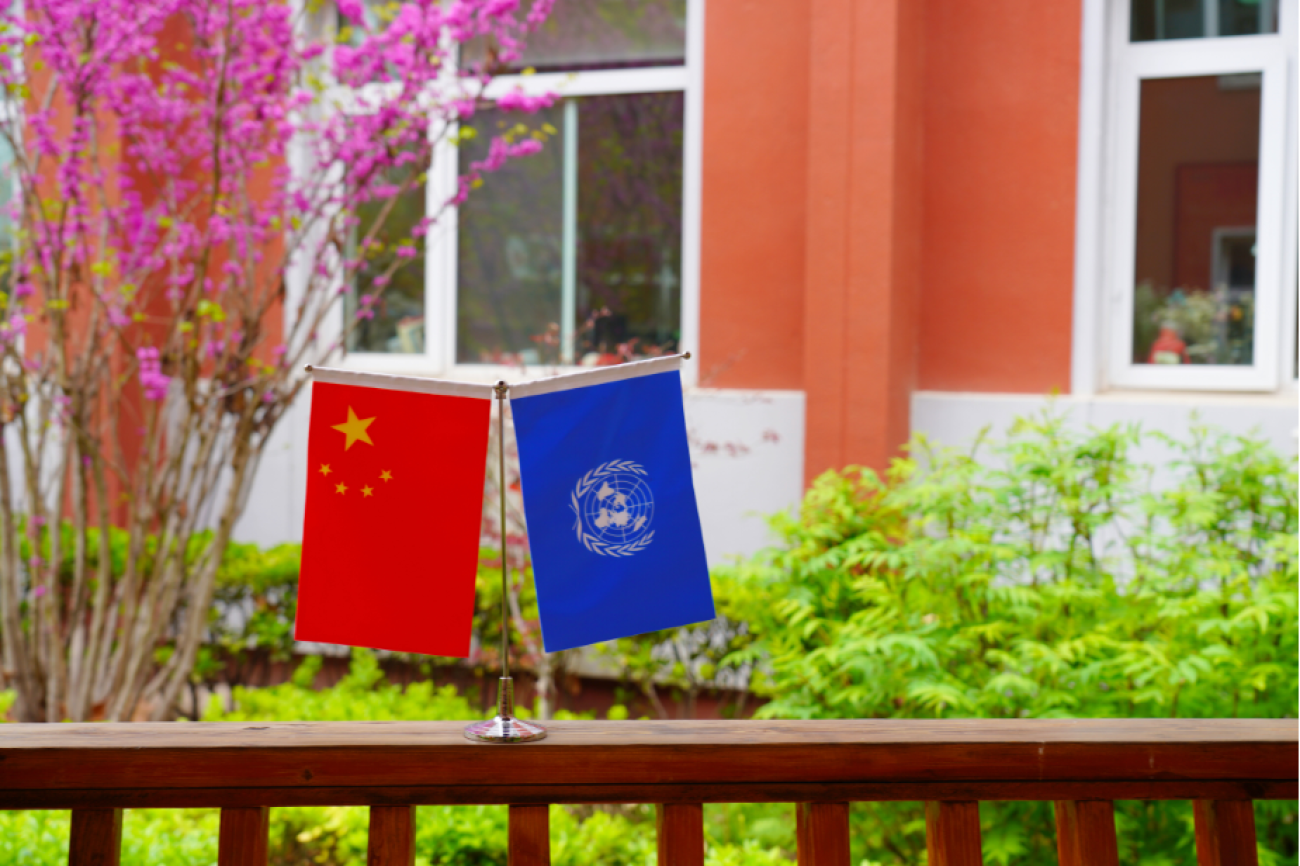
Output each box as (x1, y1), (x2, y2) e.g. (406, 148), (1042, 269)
(1054, 800), (1119, 866)
(656, 803), (704, 866)
(368, 805), (416, 866)
(508, 804), (550, 866)
(925, 801), (983, 866)
(218, 806), (269, 866)
(69, 808), (123, 866)
(795, 803), (850, 866)
(1194, 800), (1258, 866)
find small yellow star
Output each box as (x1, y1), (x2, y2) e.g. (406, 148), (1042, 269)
(335, 482), (348, 495)
(380, 470), (393, 482)
(319, 464), (332, 476)
(361, 485), (374, 498)
(332, 406), (376, 450)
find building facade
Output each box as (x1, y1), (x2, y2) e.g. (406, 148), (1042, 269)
(239, 0), (1299, 561)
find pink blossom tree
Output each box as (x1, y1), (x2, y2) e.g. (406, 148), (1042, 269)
(0, 0), (554, 722)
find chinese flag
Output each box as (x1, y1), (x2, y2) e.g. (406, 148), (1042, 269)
(295, 377), (491, 657)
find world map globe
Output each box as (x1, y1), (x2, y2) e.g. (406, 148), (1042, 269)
(582, 473), (655, 544)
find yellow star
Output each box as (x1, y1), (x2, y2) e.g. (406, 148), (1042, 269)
(380, 470), (393, 482)
(319, 464), (332, 476)
(335, 482), (348, 495)
(362, 485), (374, 498)
(332, 406), (376, 450)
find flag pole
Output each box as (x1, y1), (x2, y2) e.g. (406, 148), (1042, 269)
(464, 381), (546, 743)
(498, 381), (509, 684)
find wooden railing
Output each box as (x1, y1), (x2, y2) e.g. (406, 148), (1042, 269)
(1, 718), (1294, 865)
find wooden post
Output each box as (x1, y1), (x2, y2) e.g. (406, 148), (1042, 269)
(925, 801), (983, 866)
(218, 806), (269, 866)
(69, 808), (123, 866)
(508, 804), (550, 866)
(1054, 800), (1119, 866)
(796, 802), (850, 866)
(657, 803), (704, 866)
(368, 805), (416, 866)
(1194, 800), (1258, 866)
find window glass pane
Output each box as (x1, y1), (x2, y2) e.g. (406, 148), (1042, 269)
(457, 103), (565, 364)
(576, 91), (683, 360)
(1132, 74), (1260, 366)
(456, 92), (683, 365)
(349, 182), (427, 354)
(1131, 0), (1278, 41)
(461, 0), (686, 73)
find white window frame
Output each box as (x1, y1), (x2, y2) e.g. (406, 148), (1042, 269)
(1075, 0), (1297, 393)
(343, 0), (704, 388)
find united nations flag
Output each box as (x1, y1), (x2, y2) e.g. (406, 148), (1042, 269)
(510, 355), (715, 652)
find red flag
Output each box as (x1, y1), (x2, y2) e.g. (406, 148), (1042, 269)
(295, 370), (492, 657)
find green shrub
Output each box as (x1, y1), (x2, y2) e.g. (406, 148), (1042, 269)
(2, 415), (1293, 865)
(203, 649), (481, 723)
(720, 414), (1298, 865)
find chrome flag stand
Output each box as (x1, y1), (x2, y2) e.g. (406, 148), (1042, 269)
(464, 382), (546, 743)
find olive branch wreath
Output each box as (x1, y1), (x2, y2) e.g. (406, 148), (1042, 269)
(569, 459), (655, 557)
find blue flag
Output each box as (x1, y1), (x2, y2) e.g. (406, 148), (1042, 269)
(510, 358), (714, 652)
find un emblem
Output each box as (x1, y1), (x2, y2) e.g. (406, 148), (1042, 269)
(570, 460), (655, 557)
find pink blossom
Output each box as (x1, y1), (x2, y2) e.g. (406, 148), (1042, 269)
(336, 0), (365, 23)
(495, 90), (557, 114)
(136, 346), (170, 401)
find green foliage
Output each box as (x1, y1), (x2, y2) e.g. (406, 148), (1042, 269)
(203, 649), (480, 723)
(720, 413), (1298, 864)
(0, 809), (221, 865)
(1, 415), (1292, 865)
(594, 616), (754, 719)
(210, 540), (305, 665)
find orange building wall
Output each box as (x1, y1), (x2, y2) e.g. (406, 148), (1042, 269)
(802, 0), (925, 478)
(696, 0), (810, 390)
(698, 0), (1084, 473)
(916, 2), (1080, 394)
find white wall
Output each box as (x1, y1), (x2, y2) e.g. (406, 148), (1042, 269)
(683, 389), (805, 565)
(234, 386), (808, 565)
(912, 390), (1298, 465)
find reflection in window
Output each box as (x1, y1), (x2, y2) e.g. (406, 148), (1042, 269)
(461, 0), (686, 73)
(457, 93), (683, 365)
(1131, 0), (1278, 41)
(576, 93), (683, 361)
(456, 103), (565, 365)
(348, 180), (427, 354)
(1132, 75), (1260, 366)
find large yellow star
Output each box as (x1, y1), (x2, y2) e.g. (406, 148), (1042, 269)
(332, 406), (376, 450)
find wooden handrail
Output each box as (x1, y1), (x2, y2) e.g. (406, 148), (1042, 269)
(3, 719), (1294, 865)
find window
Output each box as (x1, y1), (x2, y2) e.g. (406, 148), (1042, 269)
(1102, 0), (1295, 390)
(1131, 0), (1279, 41)
(349, 0), (698, 377)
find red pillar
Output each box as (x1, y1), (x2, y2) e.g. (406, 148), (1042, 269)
(803, 0), (924, 480)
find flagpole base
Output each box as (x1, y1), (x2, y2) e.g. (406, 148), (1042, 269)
(463, 677), (547, 743)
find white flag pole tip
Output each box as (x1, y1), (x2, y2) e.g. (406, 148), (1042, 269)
(306, 366), (494, 400)
(509, 352), (689, 400)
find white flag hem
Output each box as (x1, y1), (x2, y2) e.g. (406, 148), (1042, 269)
(307, 366), (495, 400)
(508, 354), (685, 399)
